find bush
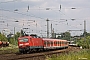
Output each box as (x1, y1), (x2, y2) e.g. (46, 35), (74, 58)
(0, 34), (8, 41)
(48, 49), (90, 60)
(77, 36), (90, 49)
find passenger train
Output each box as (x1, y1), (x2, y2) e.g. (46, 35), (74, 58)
(18, 34), (68, 53)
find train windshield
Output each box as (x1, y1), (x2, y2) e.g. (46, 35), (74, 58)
(19, 38), (28, 42)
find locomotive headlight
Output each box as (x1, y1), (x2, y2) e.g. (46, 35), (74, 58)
(19, 44), (23, 46)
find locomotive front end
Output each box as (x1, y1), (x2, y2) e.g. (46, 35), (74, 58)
(18, 37), (30, 53)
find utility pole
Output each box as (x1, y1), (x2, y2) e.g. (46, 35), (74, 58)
(46, 19), (49, 38)
(36, 23), (37, 34)
(14, 27), (15, 35)
(84, 20), (86, 42)
(51, 23), (52, 38)
(14, 27), (16, 45)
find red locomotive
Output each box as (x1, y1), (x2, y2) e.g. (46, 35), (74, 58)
(18, 34), (68, 53)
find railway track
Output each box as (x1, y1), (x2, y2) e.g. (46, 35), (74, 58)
(0, 46), (80, 60)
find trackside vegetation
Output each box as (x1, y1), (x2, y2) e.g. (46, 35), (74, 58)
(0, 44), (18, 54)
(47, 49), (90, 60)
(46, 32), (90, 60)
(0, 31), (90, 54)
(0, 30), (23, 46)
(77, 36), (90, 49)
(0, 31), (90, 48)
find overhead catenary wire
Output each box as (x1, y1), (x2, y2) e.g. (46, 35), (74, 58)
(0, 5), (89, 20)
(0, 8), (46, 20)
(0, 5), (89, 21)
(0, 0), (89, 35)
(0, 0), (18, 4)
(0, 0), (90, 21)
(0, 1), (82, 22)
(0, 8), (68, 21)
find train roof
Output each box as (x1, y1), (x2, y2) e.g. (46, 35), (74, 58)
(18, 36), (32, 39)
(18, 34), (41, 39)
(43, 38), (67, 41)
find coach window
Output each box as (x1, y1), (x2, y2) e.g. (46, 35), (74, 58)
(59, 42), (61, 46)
(60, 41), (62, 44)
(44, 41), (46, 45)
(57, 41), (59, 45)
(51, 41), (52, 44)
(54, 42), (55, 44)
(51, 41), (53, 45)
(55, 42), (57, 44)
(62, 42), (64, 44)
(56, 41), (57, 46)
(58, 41), (59, 46)
(50, 41), (52, 44)
(47, 41), (49, 44)
(64, 42), (66, 44)
(46, 41), (47, 46)
(65, 42), (67, 44)
(62, 42), (63, 44)
(50, 41), (51, 46)
(64, 42), (65, 44)
(58, 41), (59, 44)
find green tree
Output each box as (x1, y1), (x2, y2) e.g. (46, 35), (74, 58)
(21, 29), (24, 37)
(77, 36), (90, 49)
(57, 32), (71, 40)
(0, 33), (8, 41)
(9, 32), (20, 45)
(80, 32), (90, 37)
(14, 32), (20, 45)
(9, 37), (15, 45)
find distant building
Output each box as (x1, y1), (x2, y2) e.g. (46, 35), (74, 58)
(2, 29), (10, 37)
(7, 33), (14, 38)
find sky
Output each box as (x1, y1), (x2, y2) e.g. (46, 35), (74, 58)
(0, 0), (90, 37)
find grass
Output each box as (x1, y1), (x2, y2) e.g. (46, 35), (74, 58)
(0, 44), (19, 54)
(47, 49), (90, 60)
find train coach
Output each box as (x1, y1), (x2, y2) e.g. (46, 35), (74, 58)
(43, 38), (68, 49)
(0, 41), (9, 47)
(18, 34), (68, 53)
